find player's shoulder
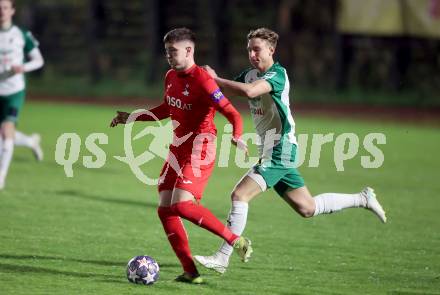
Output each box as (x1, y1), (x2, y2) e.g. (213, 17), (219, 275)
(191, 65), (217, 88)
(11, 24), (33, 37)
(262, 62), (286, 80)
(273, 62), (287, 75)
(2, 25), (36, 45)
(194, 65), (212, 81)
(165, 69), (176, 80)
(13, 25), (39, 49)
(165, 69), (174, 78)
(3, 24), (22, 36)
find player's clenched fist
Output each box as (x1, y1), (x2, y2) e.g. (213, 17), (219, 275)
(110, 111), (130, 127)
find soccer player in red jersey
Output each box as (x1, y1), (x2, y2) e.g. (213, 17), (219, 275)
(110, 28), (252, 284)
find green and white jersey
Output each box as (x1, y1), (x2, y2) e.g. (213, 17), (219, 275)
(0, 25), (39, 96)
(235, 62), (297, 159)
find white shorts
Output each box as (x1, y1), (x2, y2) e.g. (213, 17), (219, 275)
(235, 166), (267, 192)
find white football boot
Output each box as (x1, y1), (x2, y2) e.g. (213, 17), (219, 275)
(30, 134), (43, 161)
(361, 187), (387, 223)
(194, 253), (229, 274)
(0, 172), (6, 190)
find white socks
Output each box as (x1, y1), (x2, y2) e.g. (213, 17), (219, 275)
(0, 138), (14, 185)
(212, 193), (366, 263)
(217, 201), (249, 262)
(14, 131), (34, 148)
(313, 192), (367, 216)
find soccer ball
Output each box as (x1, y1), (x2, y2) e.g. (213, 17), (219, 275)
(126, 255), (160, 285)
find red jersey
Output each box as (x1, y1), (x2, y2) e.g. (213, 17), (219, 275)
(137, 64), (242, 140)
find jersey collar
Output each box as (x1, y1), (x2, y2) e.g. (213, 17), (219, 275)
(0, 23), (14, 32)
(177, 63), (197, 77)
(257, 62), (278, 77)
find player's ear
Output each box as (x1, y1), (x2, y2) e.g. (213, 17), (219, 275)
(185, 46), (192, 56)
(269, 46), (275, 56)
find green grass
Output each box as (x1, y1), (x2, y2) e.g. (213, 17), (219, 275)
(0, 102), (439, 294)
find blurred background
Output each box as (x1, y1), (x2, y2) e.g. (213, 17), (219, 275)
(14, 0), (440, 107)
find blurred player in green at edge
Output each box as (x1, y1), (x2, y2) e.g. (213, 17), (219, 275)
(195, 27), (387, 274)
(0, 0), (44, 189)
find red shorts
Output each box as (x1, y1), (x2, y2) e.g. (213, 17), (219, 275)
(158, 134), (216, 200)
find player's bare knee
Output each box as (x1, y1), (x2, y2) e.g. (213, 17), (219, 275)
(297, 205), (315, 218)
(231, 189), (249, 202)
(302, 209), (315, 218)
(230, 190), (241, 201)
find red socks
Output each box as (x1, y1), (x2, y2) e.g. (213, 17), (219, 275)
(172, 200), (238, 246)
(157, 206), (197, 274)
(157, 202), (238, 275)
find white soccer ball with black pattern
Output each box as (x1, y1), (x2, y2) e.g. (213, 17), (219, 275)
(126, 255), (160, 285)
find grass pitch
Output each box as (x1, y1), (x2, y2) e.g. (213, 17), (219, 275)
(0, 101), (439, 294)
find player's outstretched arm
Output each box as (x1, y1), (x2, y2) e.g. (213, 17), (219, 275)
(203, 65), (241, 97)
(204, 65), (271, 99)
(217, 77), (271, 99)
(110, 103), (170, 127)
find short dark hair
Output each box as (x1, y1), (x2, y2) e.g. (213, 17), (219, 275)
(163, 28), (196, 44)
(247, 27), (279, 48)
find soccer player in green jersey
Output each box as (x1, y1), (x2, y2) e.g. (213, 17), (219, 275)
(0, 0), (44, 189)
(194, 28), (387, 274)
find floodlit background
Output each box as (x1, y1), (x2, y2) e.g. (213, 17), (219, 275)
(14, 0), (440, 106)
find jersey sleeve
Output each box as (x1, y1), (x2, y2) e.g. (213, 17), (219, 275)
(135, 102), (170, 121)
(201, 76), (243, 139)
(22, 30), (39, 54)
(137, 72), (171, 121)
(261, 68), (285, 94)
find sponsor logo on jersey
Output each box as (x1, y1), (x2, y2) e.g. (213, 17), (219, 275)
(263, 71), (276, 80)
(182, 84), (190, 96)
(250, 107), (264, 116)
(167, 95), (192, 110)
(249, 97), (261, 107)
(249, 97), (264, 115)
(210, 88), (225, 103)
